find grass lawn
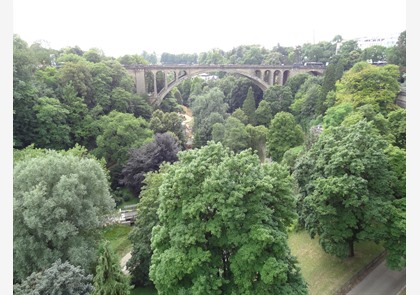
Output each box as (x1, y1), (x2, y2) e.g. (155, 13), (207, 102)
(130, 286), (157, 295)
(288, 230), (384, 295)
(100, 223), (133, 258)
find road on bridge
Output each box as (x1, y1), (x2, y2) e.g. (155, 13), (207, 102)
(346, 260), (406, 295)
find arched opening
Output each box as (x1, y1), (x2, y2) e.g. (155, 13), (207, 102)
(263, 70), (271, 84)
(273, 70), (281, 85)
(255, 70), (262, 79)
(282, 70), (290, 85)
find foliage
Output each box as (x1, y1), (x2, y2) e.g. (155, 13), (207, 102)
(267, 112), (304, 162)
(13, 35), (39, 148)
(127, 170), (166, 287)
(150, 143), (308, 294)
(281, 146), (304, 175)
(242, 87), (257, 125)
(120, 132), (180, 196)
(294, 120), (400, 260)
(13, 260), (93, 295)
(335, 61), (400, 113)
(231, 108), (248, 125)
(387, 108), (406, 149)
(255, 100), (273, 127)
(13, 151), (115, 281)
(222, 117), (250, 153)
(149, 109), (185, 145)
(191, 88), (227, 147)
(33, 96), (72, 150)
(263, 85), (294, 115)
(322, 102), (354, 128)
(92, 111), (153, 168)
(93, 241), (133, 295)
(290, 76), (323, 129)
(245, 124), (268, 162)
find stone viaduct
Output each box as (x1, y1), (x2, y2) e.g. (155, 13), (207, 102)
(124, 64), (325, 105)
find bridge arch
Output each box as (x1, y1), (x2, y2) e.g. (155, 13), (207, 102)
(155, 69), (269, 105)
(124, 64), (325, 105)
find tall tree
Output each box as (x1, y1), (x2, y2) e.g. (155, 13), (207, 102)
(13, 151), (115, 281)
(191, 87), (227, 147)
(294, 120), (401, 260)
(242, 86), (257, 125)
(93, 241), (132, 295)
(222, 117), (250, 153)
(33, 96), (72, 150)
(13, 35), (38, 148)
(335, 61), (400, 114)
(150, 143), (308, 294)
(255, 100), (273, 127)
(267, 112), (304, 162)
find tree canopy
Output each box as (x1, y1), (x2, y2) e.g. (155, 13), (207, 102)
(150, 142), (308, 294)
(294, 120), (404, 265)
(13, 151), (115, 281)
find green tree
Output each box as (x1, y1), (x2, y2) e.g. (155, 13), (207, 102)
(191, 88), (227, 147)
(242, 86), (257, 125)
(57, 60), (95, 107)
(13, 35), (38, 148)
(14, 260), (93, 295)
(33, 96), (71, 150)
(387, 108), (406, 149)
(93, 241), (132, 295)
(211, 122), (225, 143)
(13, 151), (115, 281)
(322, 102), (354, 128)
(294, 121), (398, 259)
(222, 117), (250, 153)
(263, 85), (294, 115)
(335, 61), (400, 113)
(246, 124), (268, 162)
(231, 108), (249, 125)
(255, 100), (273, 127)
(361, 45), (387, 63)
(92, 111), (153, 169)
(149, 143), (308, 294)
(267, 112), (304, 162)
(127, 170), (166, 287)
(149, 109), (185, 145)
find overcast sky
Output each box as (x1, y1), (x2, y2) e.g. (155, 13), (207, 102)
(13, 0), (406, 58)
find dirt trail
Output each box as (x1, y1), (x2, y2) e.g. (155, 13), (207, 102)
(180, 106), (194, 148)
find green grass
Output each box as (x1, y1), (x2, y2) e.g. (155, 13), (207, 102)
(100, 223), (133, 258)
(288, 230), (384, 295)
(130, 286), (157, 295)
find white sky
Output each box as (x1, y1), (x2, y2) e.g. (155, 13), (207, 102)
(13, 0), (406, 58)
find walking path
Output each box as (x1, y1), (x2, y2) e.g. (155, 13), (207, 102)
(120, 252), (132, 275)
(346, 260), (406, 295)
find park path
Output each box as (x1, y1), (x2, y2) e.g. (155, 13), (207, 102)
(120, 252), (132, 275)
(346, 260), (406, 295)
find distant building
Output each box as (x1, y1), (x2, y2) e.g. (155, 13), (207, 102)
(336, 33), (400, 53)
(197, 73), (219, 81)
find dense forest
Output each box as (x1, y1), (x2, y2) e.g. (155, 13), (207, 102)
(13, 31), (406, 294)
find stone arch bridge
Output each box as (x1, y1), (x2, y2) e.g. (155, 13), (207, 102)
(124, 64), (325, 105)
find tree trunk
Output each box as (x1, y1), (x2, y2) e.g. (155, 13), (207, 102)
(348, 240), (355, 257)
